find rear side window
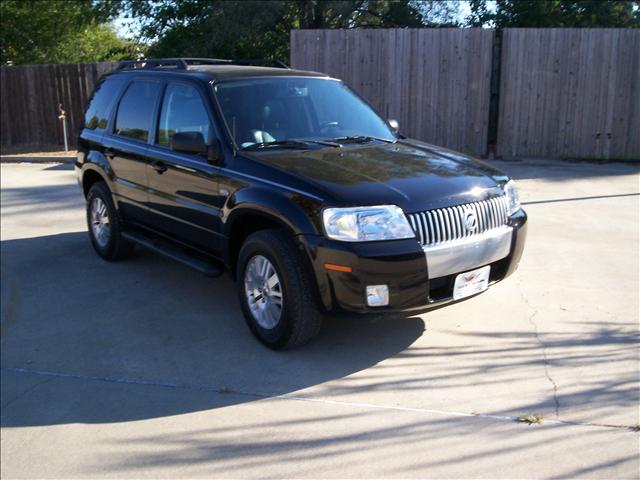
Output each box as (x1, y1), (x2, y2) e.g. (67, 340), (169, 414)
(114, 81), (161, 142)
(157, 83), (210, 146)
(84, 78), (124, 130)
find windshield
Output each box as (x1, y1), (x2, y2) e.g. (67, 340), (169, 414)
(213, 78), (395, 148)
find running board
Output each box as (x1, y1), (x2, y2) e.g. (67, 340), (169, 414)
(122, 230), (224, 277)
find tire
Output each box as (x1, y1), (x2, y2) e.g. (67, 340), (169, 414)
(86, 181), (134, 261)
(237, 229), (323, 350)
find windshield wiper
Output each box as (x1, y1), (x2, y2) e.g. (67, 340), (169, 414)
(328, 135), (395, 144)
(302, 139), (342, 147)
(242, 140), (313, 151)
(242, 138), (341, 151)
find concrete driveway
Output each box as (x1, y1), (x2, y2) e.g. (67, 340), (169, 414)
(1, 160), (639, 479)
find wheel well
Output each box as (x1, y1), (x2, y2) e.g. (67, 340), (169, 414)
(227, 213), (291, 278)
(82, 170), (106, 197)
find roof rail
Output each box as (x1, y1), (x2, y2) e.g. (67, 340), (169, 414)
(116, 58), (290, 71)
(225, 59), (290, 69)
(116, 58), (188, 70)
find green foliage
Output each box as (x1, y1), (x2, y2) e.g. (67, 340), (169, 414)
(126, 0), (459, 62)
(5, 0), (635, 65)
(56, 25), (142, 64)
(468, 0), (640, 28)
(0, 0), (135, 64)
(131, 0), (292, 60)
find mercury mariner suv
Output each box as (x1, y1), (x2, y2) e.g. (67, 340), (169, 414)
(77, 58), (527, 349)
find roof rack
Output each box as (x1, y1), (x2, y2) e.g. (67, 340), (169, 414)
(116, 58), (289, 70)
(116, 58), (188, 70)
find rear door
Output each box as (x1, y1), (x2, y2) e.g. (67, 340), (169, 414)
(103, 79), (162, 222)
(145, 80), (224, 256)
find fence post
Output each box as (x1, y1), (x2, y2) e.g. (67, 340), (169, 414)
(486, 29), (503, 159)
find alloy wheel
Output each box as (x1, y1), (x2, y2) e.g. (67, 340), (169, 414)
(244, 254), (283, 329)
(90, 197), (111, 248)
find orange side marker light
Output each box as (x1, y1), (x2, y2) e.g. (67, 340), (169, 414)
(324, 263), (353, 273)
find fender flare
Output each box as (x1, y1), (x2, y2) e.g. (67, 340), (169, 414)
(224, 186), (322, 238)
(223, 187), (326, 301)
(79, 151), (114, 194)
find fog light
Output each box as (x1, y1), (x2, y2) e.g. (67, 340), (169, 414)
(366, 285), (389, 307)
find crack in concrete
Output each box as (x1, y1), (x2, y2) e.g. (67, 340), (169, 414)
(1, 376), (54, 410)
(526, 309), (561, 419)
(3, 366), (637, 432)
(517, 276), (561, 419)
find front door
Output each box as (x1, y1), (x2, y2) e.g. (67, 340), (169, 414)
(145, 81), (224, 256)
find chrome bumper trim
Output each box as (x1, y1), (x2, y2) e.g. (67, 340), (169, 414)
(423, 226), (513, 278)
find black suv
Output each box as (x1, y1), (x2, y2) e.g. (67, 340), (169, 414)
(77, 58), (527, 349)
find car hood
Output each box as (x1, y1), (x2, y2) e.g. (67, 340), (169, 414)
(247, 140), (508, 212)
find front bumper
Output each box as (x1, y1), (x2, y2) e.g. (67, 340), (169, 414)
(299, 209), (527, 313)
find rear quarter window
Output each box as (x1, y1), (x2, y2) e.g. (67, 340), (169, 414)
(84, 78), (125, 130)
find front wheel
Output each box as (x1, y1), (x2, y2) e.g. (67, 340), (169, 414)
(237, 229), (323, 350)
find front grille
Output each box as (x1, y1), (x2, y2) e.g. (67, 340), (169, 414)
(407, 196), (509, 247)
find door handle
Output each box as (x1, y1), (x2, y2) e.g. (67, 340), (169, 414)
(152, 161), (167, 174)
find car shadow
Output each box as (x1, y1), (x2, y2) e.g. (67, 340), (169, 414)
(0, 231), (425, 427)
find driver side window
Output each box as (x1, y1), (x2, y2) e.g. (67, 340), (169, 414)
(157, 83), (210, 147)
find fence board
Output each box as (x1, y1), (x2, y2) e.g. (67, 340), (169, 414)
(291, 28), (495, 157)
(497, 28), (640, 160)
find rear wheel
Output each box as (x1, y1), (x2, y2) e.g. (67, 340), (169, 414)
(237, 229), (323, 350)
(86, 182), (133, 261)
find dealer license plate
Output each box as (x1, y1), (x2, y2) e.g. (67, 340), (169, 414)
(453, 265), (491, 301)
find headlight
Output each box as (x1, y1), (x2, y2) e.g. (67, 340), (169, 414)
(322, 205), (415, 242)
(504, 180), (521, 215)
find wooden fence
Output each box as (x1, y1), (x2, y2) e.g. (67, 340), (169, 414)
(1, 28), (639, 159)
(497, 29), (640, 160)
(0, 62), (116, 150)
(292, 28), (640, 160)
(291, 29), (495, 157)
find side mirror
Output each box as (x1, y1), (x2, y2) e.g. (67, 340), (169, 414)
(207, 139), (223, 165)
(170, 132), (223, 165)
(170, 131), (207, 155)
(388, 119), (400, 134)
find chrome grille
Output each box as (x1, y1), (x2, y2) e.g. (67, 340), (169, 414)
(407, 196), (509, 246)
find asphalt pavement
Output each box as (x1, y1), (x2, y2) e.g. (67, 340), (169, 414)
(1, 160), (639, 479)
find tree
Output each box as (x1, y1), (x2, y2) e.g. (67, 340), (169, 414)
(56, 25), (142, 64)
(467, 0), (640, 28)
(127, 0), (293, 60)
(0, 0), (136, 64)
(125, 0), (461, 62)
